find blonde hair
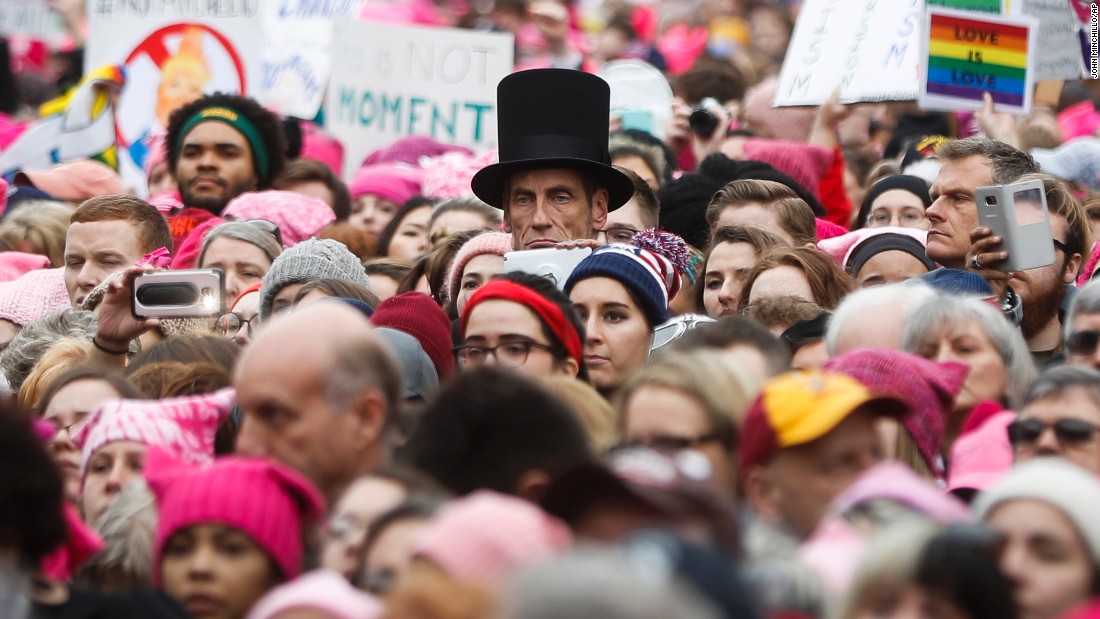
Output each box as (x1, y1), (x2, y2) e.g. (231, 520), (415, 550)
(543, 377), (618, 454)
(0, 200), (75, 267)
(19, 337), (93, 408)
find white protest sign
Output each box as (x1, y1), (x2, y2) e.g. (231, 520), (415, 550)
(85, 1), (263, 190)
(0, 0), (64, 42)
(774, 0), (922, 106)
(1010, 0), (1086, 80)
(325, 19), (514, 181)
(260, 0), (365, 119)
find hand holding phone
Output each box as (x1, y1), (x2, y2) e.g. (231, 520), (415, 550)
(131, 269), (226, 319)
(974, 180), (1056, 272)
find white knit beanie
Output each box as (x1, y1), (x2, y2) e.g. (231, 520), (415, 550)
(259, 239), (372, 318)
(973, 458), (1100, 564)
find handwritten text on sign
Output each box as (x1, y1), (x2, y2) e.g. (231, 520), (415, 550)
(325, 20), (513, 181)
(920, 8), (1036, 114)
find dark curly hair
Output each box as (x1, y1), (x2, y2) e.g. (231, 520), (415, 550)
(166, 93), (288, 189)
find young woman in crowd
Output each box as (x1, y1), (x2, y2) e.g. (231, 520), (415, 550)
(738, 246), (854, 312)
(427, 197), (502, 243)
(377, 198), (435, 263)
(445, 231), (511, 320)
(357, 498), (447, 597)
(851, 174), (932, 231)
(197, 221), (283, 300)
(458, 272), (588, 382)
(701, 225), (785, 319)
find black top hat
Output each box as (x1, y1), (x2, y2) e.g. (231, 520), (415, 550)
(471, 69), (634, 211)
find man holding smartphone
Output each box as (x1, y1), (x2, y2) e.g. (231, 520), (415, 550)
(471, 69), (635, 252)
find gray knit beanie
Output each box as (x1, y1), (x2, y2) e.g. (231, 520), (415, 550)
(260, 239), (372, 318)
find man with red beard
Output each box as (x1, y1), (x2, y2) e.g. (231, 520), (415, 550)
(164, 94), (287, 247)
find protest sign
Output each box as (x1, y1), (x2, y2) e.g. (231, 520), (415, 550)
(927, 0), (1003, 13)
(0, 0), (64, 42)
(774, 0), (923, 107)
(325, 19), (513, 180)
(1010, 0), (1086, 80)
(85, 1), (262, 190)
(260, 0), (365, 119)
(919, 8), (1037, 114)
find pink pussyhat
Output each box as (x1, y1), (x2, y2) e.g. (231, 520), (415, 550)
(148, 455), (325, 584)
(414, 490), (572, 588)
(298, 120), (345, 178)
(0, 251), (50, 283)
(947, 409), (1016, 495)
(0, 266), (70, 326)
(222, 190), (336, 247)
(422, 149), (499, 199)
(71, 388), (237, 477)
(246, 569), (383, 619)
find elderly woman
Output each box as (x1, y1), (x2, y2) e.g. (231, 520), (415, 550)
(197, 221), (283, 301)
(902, 293), (1036, 452)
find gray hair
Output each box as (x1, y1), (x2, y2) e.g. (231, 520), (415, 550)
(901, 293), (1036, 408)
(324, 330), (403, 432)
(936, 137), (1040, 185)
(502, 547), (721, 619)
(1022, 365), (1100, 410)
(197, 221), (284, 267)
(77, 480), (156, 591)
(1, 309), (97, 392)
(1064, 278), (1100, 344)
(824, 281), (936, 356)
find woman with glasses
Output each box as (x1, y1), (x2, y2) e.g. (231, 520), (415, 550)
(217, 283), (262, 347)
(975, 458), (1100, 619)
(616, 350), (758, 501)
(36, 366), (144, 505)
(564, 233), (689, 397)
(851, 174), (932, 231)
(197, 221), (283, 300)
(902, 293), (1036, 455)
(457, 272), (588, 382)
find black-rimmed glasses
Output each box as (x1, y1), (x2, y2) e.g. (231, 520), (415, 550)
(1066, 330), (1100, 357)
(596, 225), (640, 244)
(216, 312), (260, 338)
(453, 339), (553, 368)
(1007, 418), (1100, 447)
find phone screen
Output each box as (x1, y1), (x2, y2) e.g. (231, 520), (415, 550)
(1013, 188), (1046, 226)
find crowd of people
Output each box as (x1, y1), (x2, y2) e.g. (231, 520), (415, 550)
(4, 0), (1100, 618)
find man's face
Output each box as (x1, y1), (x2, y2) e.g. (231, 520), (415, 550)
(63, 220), (145, 307)
(1012, 215), (1077, 341)
(1067, 311), (1100, 370)
(1014, 388), (1100, 474)
(175, 121), (259, 214)
(598, 198), (647, 244)
(926, 155), (992, 267)
(234, 327), (367, 502)
(714, 203), (795, 245)
(503, 168), (608, 250)
(759, 408), (884, 539)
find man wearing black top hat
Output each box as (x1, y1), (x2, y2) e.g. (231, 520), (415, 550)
(471, 69), (635, 251)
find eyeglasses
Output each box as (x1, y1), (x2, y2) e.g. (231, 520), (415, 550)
(1053, 239), (1069, 254)
(46, 417), (88, 441)
(1007, 418), (1100, 447)
(596, 225), (640, 244)
(1066, 330), (1100, 357)
(615, 432), (723, 454)
(453, 339), (553, 368)
(216, 312), (260, 338)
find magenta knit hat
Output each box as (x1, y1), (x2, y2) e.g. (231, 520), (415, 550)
(299, 120), (345, 177)
(0, 266), (70, 326)
(349, 163), (425, 204)
(743, 77), (817, 143)
(222, 190), (336, 247)
(246, 569), (383, 619)
(445, 231), (513, 302)
(742, 139), (832, 195)
(824, 348), (968, 478)
(370, 292), (455, 378)
(363, 135), (472, 167)
(148, 455), (325, 583)
(414, 490), (572, 587)
(72, 388), (237, 477)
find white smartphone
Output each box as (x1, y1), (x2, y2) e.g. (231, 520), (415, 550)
(132, 269), (225, 319)
(975, 179), (1056, 272)
(503, 247), (592, 290)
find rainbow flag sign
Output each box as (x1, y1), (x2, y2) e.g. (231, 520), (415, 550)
(919, 7), (1038, 115)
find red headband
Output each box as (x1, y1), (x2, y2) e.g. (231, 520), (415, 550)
(460, 279), (584, 368)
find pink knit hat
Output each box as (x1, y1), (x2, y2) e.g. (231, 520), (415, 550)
(15, 159), (125, 201)
(0, 266), (70, 326)
(72, 388), (237, 476)
(298, 120), (345, 178)
(446, 231), (513, 302)
(222, 190), (335, 247)
(148, 190), (184, 216)
(825, 348), (968, 478)
(143, 131), (169, 179)
(148, 455), (325, 583)
(414, 490), (572, 587)
(817, 226), (930, 270)
(1059, 101), (1100, 141)
(349, 163), (425, 204)
(815, 217), (847, 242)
(363, 135), (472, 167)
(742, 78), (818, 143)
(742, 139), (832, 195)
(947, 409), (1015, 494)
(245, 569), (383, 619)
(0, 251), (49, 282)
(422, 150), (499, 199)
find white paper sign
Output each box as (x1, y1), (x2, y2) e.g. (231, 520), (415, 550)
(0, 0), (64, 42)
(1010, 0), (1086, 80)
(325, 19), (514, 181)
(260, 0), (365, 119)
(774, 0), (923, 106)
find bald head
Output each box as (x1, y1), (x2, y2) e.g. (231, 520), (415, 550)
(234, 302), (402, 502)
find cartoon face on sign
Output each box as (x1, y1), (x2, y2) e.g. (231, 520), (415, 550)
(156, 26), (210, 127)
(117, 23), (246, 155)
